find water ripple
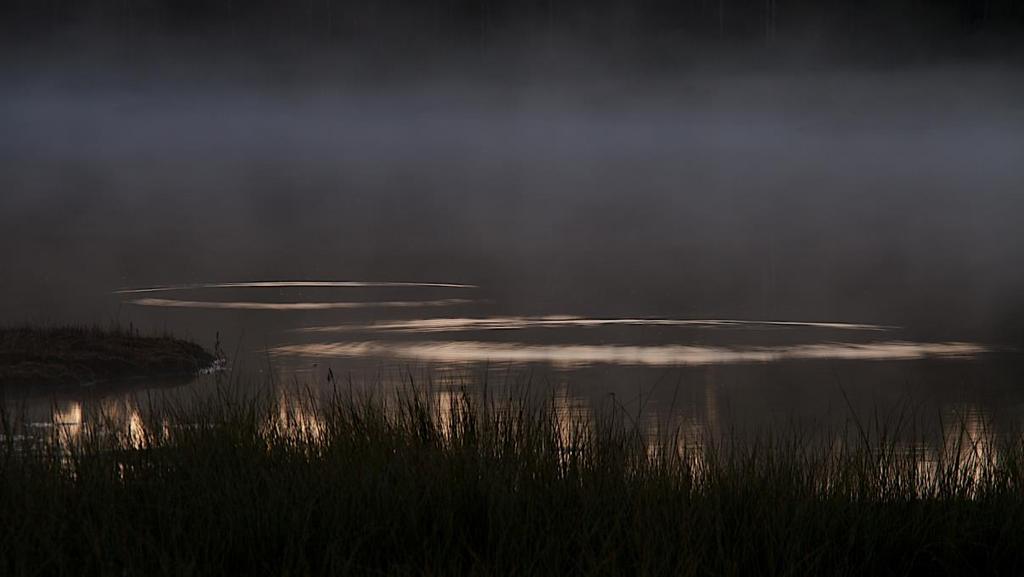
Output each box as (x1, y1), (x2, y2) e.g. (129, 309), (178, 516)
(129, 298), (475, 310)
(271, 340), (986, 367)
(114, 280), (477, 294)
(296, 316), (895, 333)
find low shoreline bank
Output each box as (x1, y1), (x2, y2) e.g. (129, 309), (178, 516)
(0, 325), (216, 388)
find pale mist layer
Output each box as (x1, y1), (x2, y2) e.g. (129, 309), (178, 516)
(1, 66), (1022, 344)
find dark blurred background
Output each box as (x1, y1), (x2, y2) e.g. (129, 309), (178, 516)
(3, 0), (1023, 68)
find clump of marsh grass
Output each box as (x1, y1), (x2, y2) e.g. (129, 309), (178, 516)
(1, 382), (1023, 576)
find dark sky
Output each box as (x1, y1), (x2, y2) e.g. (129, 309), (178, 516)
(3, 0), (1024, 69)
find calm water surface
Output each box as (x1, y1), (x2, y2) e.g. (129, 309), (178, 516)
(8, 279), (1022, 449)
(2, 69), (1023, 447)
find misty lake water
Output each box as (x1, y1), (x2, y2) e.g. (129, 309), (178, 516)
(2, 68), (1023, 448)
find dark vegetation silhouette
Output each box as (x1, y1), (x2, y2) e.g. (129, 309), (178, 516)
(3, 384), (1024, 576)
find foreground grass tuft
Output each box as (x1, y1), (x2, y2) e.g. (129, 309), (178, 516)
(2, 385), (1023, 576)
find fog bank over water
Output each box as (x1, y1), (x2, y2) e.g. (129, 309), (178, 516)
(2, 65), (1023, 343)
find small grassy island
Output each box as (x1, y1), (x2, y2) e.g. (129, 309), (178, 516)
(0, 325), (216, 387)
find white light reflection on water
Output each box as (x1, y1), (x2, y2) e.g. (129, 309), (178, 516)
(297, 316), (894, 333)
(271, 340), (987, 367)
(10, 385), (1005, 497)
(434, 389), (466, 441)
(644, 378), (721, 470)
(553, 386), (592, 458)
(51, 400), (82, 450)
(431, 385), (592, 460)
(130, 297), (475, 311)
(908, 405), (999, 494)
(275, 389), (326, 441)
(115, 281), (477, 294)
(126, 407), (147, 449)
(40, 398), (149, 451)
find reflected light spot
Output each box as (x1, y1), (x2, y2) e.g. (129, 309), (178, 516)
(127, 407), (147, 449)
(129, 298), (475, 310)
(52, 401), (82, 449)
(115, 280), (477, 294)
(297, 316), (895, 333)
(270, 340), (987, 367)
